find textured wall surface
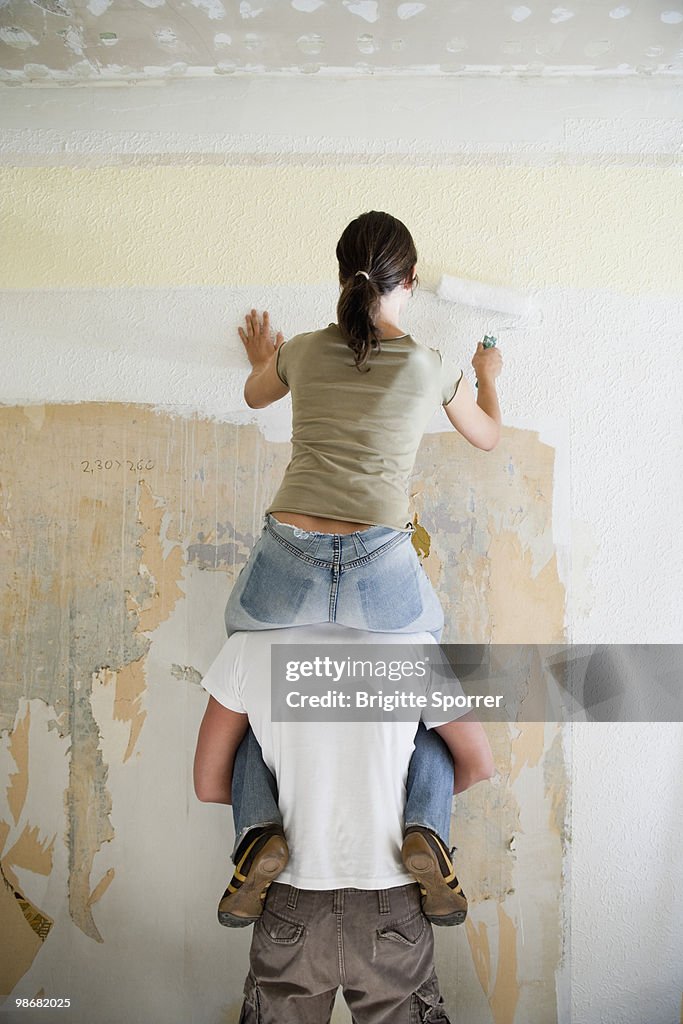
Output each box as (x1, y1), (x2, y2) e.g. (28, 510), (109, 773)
(2, 163), (681, 291)
(1, 77), (681, 1024)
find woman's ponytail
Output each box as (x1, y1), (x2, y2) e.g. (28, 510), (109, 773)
(335, 211), (418, 371)
(337, 271), (382, 371)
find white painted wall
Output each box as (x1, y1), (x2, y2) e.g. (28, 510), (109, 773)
(2, 77), (681, 1024)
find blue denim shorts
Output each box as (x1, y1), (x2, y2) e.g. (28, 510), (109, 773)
(224, 514), (444, 640)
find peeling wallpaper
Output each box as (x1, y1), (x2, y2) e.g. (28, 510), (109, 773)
(0, 406), (567, 1023)
(0, 76), (681, 1024)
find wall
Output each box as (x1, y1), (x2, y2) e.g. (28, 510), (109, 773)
(0, 76), (681, 1024)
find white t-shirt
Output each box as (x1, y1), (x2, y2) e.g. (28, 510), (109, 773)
(200, 623), (468, 890)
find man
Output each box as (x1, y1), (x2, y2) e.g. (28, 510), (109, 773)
(194, 624), (494, 1024)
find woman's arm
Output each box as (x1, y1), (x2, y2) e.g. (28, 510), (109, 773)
(434, 712), (496, 794)
(193, 695), (249, 804)
(443, 341), (503, 450)
(239, 309), (290, 409)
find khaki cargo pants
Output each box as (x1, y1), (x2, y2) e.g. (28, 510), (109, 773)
(238, 881), (452, 1024)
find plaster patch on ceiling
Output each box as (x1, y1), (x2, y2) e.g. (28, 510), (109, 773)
(447, 37), (468, 53)
(0, 27), (40, 49)
(190, 0), (227, 18)
(343, 1), (379, 25)
(501, 39), (524, 54)
(138, 0), (166, 7)
(88, 0), (112, 13)
(240, 1), (263, 16)
(31, 0), (71, 13)
(609, 6), (631, 18)
(535, 32), (565, 57)
(660, 11), (683, 23)
(69, 58), (98, 76)
(509, 6), (532, 22)
(291, 0), (325, 10)
(397, 3), (426, 19)
(155, 27), (179, 47)
(297, 33), (323, 54)
(550, 7), (574, 23)
(584, 40), (612, 58)
(22, 63), (51, 76)
(58, 25), (85, 56)
(357, 32), (378, 53)
(214, 33), (232, 46)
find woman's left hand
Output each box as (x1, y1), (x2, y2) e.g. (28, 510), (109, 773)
(238, 309), (284, 368)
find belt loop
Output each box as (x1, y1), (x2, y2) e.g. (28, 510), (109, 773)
(378, 889), (391, 915)
(287, 886), (299, 910)
(333, 889), (344, 915)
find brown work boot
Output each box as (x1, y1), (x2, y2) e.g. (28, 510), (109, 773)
(401, 826), (468, 926)
(217, 828), (289, 927)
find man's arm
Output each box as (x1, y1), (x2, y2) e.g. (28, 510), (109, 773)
(193, 695), (249, 804)
(434, 712), (496, 794)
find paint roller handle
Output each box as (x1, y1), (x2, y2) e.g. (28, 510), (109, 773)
(474, 336), (501, 389)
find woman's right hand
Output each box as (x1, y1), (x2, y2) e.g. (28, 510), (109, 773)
(471, 340), (503, 383)
(238, 309), (284, 369)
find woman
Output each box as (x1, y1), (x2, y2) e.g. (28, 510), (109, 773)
(210, 211), (501, 928)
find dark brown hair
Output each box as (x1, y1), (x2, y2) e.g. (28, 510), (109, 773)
(336, 211), (418, 370)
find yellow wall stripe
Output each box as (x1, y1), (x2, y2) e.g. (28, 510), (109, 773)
(3, 165), (680, 291)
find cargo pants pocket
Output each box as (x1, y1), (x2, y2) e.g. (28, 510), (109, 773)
(409, 969), (452, 1023)
(238, 971), (262, 1023)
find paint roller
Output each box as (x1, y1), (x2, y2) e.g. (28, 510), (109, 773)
(435, 273), (542, 385)
(436, 274), (540, 323)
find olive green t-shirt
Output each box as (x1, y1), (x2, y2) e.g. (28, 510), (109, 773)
(265, 323), (463, 530)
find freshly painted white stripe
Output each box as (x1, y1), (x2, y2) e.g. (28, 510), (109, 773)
(2, 284), (677, 418)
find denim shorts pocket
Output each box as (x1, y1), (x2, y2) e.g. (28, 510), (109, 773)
(356, 546), (423, 630)
(377, 908), (426, 946)
(258, 907), (305, 945)
(238, 550), (313, 624)
(410, 970), (451, 1023)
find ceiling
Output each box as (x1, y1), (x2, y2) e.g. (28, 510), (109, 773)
(1, 0), (682, 83)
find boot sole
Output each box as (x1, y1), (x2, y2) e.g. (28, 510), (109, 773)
(217, 835), (289, 928)
(402, 832), (468, 927)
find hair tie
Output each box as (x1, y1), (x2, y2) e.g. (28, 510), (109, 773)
(355, 270), (370, 280)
